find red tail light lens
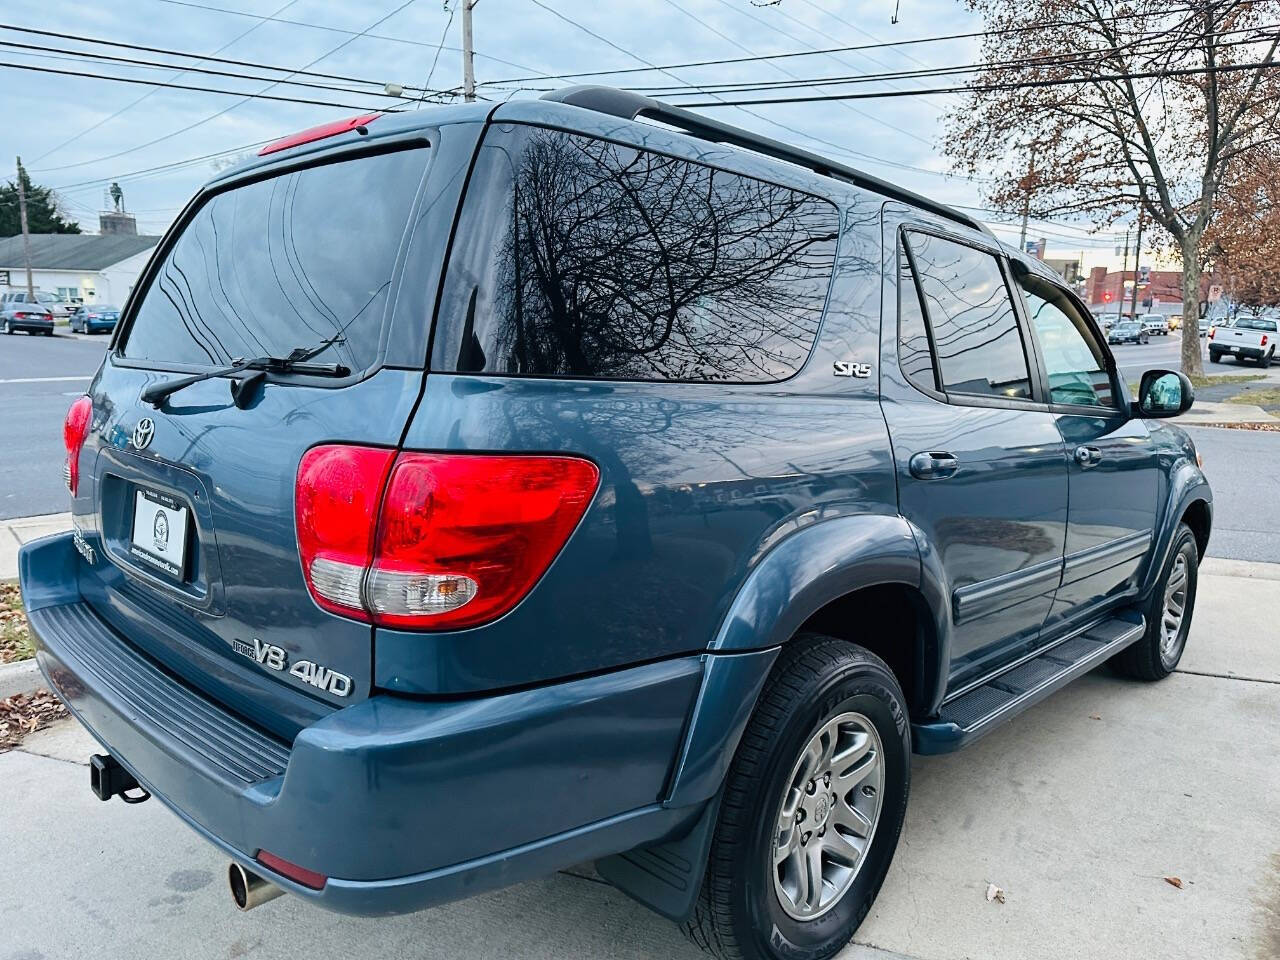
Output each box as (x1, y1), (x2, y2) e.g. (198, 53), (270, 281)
(63, 395), (92, 495)
(1262, 335), (1269, 347)
(295, 448), (599, 630)
(1208, 327), (1215, 339)
(296, 445), (396, 617)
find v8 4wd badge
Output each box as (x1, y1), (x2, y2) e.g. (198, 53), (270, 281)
(231, 637), (353, 698)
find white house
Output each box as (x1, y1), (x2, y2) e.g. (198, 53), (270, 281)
(0, 233), (161, 307)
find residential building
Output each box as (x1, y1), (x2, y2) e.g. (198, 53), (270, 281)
(0, 230), (159, 306)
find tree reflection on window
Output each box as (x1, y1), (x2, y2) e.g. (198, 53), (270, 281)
(446, 128), (840, 383)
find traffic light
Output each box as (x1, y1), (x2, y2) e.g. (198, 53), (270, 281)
(1102, 291), (1112, 303)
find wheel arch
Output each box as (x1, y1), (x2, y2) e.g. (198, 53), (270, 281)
(666, 513), (949, 810)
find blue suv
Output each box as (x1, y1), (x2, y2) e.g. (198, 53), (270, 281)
(21, 88), (1211, 960)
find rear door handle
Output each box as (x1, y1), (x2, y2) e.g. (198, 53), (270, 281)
(1074, 445), (1103, 468)
(909, 451), (959, 480)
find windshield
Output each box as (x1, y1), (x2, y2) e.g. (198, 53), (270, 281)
(1114, 323), (1140, 332)
(90, 305), (120, 313)
(121, 147), (430, 372)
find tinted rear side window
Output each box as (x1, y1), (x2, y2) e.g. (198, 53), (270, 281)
(434, 126), (839, 382)
(903, 232), (1031, 400)
(121, 148), (429, 372)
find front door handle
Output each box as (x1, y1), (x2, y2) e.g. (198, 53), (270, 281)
(1074, 445), (1103, 468)
(909, 451), (959, 480)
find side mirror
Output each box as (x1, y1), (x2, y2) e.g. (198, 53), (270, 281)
(1134, 369), (1194, 418)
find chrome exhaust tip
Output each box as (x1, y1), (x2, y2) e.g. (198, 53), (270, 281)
(228, 861), (283, 911)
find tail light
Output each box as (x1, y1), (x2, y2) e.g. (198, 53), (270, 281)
(296, 447), (599, 630)
(1208, 327), (1215, 339)
(63, 395), (92, 495)
(1262, 335), (1269, 347)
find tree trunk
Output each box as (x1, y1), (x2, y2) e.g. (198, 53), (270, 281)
(1179, 239), (1205, 378)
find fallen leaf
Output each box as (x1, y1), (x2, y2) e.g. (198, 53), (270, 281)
(1089, 714), (1102, 720)
(1164, 876), (1184, 889)
(985, 883), (1006, 903)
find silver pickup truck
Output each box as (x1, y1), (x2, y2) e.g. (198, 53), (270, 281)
(1209, 316), (1277, 367)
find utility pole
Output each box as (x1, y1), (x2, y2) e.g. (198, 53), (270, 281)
(15, 156), (35, 300)
(461, 0), (476, 102)
(1129, 206), (1145, 322)
(1018, 145), (1038, 251)
(1117, 227), (1130, 323)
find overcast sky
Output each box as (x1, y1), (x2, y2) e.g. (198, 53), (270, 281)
(0, 0), (1116, 250)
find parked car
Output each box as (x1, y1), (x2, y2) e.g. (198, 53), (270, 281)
(1108, 320), (1149, 344)
(0, 299), (54, 335)
(1, 289), (73, 320)
(1139, 314), (1170, 336)
(1208, 315), (1277, 367)
(20, 88), (1212, 960)
(1198, 316), (1212, 337)
(69, 304), (121, 334)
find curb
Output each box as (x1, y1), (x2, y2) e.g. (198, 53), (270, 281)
(0, 658), (43, 700)
(1200, 556), (1280, 581)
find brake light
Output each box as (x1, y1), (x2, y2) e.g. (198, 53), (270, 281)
(259, 113), (381, 156)
(63, 396), (92, 495)
(1208, 327), (1215, 339)
(1262, 335), (1269, 347)
(295, 445), (396, 616)
(295, 448), (600, 630)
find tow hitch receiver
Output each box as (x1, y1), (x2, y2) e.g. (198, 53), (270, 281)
(89, 754), (151, 804)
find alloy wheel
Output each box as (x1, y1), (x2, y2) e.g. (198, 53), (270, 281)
(1159, 552), (1189, 665)
(772, 711), (885, 921)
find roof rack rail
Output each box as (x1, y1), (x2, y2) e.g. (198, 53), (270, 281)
(540, 85), (991, 237)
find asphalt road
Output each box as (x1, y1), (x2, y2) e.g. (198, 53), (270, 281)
(0, 329), (1274, 563)
(0, 330), (107, 520)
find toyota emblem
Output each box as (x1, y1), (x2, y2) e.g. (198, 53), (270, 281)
(132, 417), (155, 450)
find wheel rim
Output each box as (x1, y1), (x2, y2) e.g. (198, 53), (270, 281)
(1159, 552), (1190, 664)
(771, 711), (885, 921)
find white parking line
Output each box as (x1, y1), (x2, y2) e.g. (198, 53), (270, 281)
(0, 376), (92, 384)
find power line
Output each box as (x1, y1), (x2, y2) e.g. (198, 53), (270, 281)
(31, 0), (424, 174)
(635, 25), (1274, 97)
(3, 61), (386, 113)
(476, 3), (1206, 87)
(672, 56), (1280, 107)
(152, 0), (542, 74)
(0, 38), (436, 100)
(0, 21), (427, 93)
(660, 0), (933, 148)
(27, 0), (302, 166)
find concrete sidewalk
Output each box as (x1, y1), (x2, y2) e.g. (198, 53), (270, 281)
(0, 511), (69, 579)
(3, 562), (1278, 959)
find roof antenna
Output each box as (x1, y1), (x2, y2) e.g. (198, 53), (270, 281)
(891, 0), (901, 23)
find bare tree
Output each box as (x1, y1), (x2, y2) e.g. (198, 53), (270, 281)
(1204, 140), (1280, 307)
(945, 1), (1280, 376)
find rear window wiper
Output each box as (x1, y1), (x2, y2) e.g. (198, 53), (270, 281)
(139, 336), (350, 409)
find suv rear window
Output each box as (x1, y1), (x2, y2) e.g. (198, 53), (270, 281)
(434, 126), (839, 383)
(121, 147), (430, 372)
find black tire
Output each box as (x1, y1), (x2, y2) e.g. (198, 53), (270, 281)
(1113, 524), (1198, 681)
(3, 320), (11, 335)
(684, 637), (911, 960)
(1210, 352), (1221, 363)
(1261, 350), (1273, 369)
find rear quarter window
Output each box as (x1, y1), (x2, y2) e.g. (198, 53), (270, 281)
(434, 125), (840, 383)
(120, 147), (430, 373)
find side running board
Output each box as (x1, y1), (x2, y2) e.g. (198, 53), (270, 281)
(912, 612), (1145, 755)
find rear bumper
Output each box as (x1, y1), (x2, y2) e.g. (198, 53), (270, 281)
(21, 532), (705, 915)
(1209, 344), (1266, 359)
(7, 319), (54, 332)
